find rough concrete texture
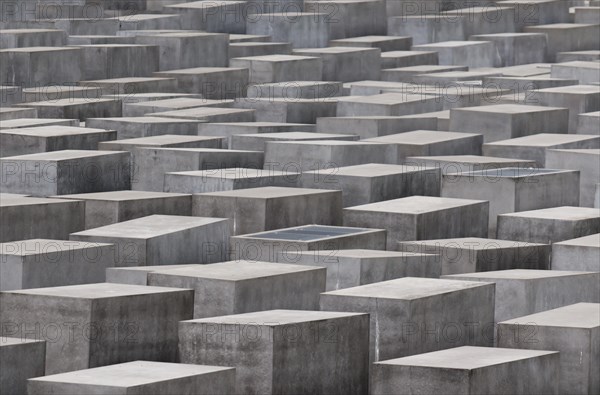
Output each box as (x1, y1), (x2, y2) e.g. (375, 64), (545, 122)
(2, 1), (600, 392)
(498, 303), (600, 395)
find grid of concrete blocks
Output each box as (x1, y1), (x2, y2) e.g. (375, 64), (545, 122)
(0, 0), (599, 394)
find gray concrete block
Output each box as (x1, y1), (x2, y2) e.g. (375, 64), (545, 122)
(154, 67), (249, 99)
(380, 50), (438, 69)
(231, 132), (358, 151)
(197, 122), (316, 148)
(230, 54), (323, 84)
(277, 249), (440, 290)
(442, 168), (580, 236)
(230, 224), (387, 261)
(304, 0), (387, 39)
(397, 237), (551, 275)
(343, 196), (489, 247)
(551, 61), (600, 85)
(99, 135), (225, 152)
(0, 283), (193, 374)
(164, 167), (299, 194)
(229, 42), (293, 58)
(364, 130), (483, 162)
(470, 33), (548, 66)
(0, 47), (82, 87)
(79, 77), (176, 96)
(52, 190), (192, 229)
(0, 28), (67, 49)
(27, 361), (235, 395)
(105, 264), (202, 286)
(388, 15), (465, 45)
(0, 196), (85, 242)
(497, 206), (600, 243)
(557, 50), (600, 62)
(0, 107), (37, 121)
(320, 277), (495, 362)
(444, 269), (599, 322)
(298, 163), (441, 207)
(233, 97), (337, 123)
(192, 186), (343, 235)
(246, 13), (331, 48)
(329, 35), (412, 52)
(165, 1), (248, 33)
(263, 140), (396, 172)
(498, 303), (599, 395)
(179, 310), (369, 394)
(381, 65), (468, 83)
(0, 118), (80, 130)
(524, 23), (600, 61)
(371, 346), (559, 395)
(247, 81), (344, 101)
(70, 215), (229, 266)
(14, 98), (123, 121)
(21, 85), (103, 103)
(337, 93), (443, 117)
(536, 84), (600, 132)
(135, 32), (229, 70)
(0, 126), (117, 157)
(412, 40), (500, 68)
(123, 97), (233, 117)
(0, 337), (45, 395)
(316, 115), (438, 138)
(148, 260), (325, 318)
(577, 111), (600, 135)
(147, 107), (255, 123)
(449, 104), (570, 143)
(553, 233), (600, 271)
(132, 147), (263, 191)
(1, 150), (130, 197)
(86, 116), (202, 139)
(0, 239), (117, 291)
(404, 155), (538, 174)
(546, 148), (600, 207)
(293, 46), (381, 82)
(75, 44), (159, 80)
(482, 133), (600, 166)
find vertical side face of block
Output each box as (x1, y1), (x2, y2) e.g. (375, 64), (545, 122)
(371, 364), (470, 395)
(469, 353), (560, 394)
(234, 269), (326, 314)
(498, 324), (595, 395)
(0, 293), (91, 374)
(416, 201), (489, 240)
(0, 338), (46, 395)
(0, 254), (23, 290)
(179, 321), (275, 394)
(84, 200), (119, 229)
(272, 315), (370, 394)
(88, 290), (193, 367)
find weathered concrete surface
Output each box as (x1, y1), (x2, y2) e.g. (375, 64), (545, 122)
(320, 277), (495, 362)
(0, 239), (117, 290)
(343, 196), (489, 247)
(371, 346), (559, 395)
(0, 337), (45, 395)
(276, 249), (440, 289)
(27, 361), (235, 395)
(0, 283), (193, 374)
(148, 260), (325, 318)
(443, 269), (599, 322)
(179, 310), (369, 394)
(397, 237), (551, 275)
(70, 215), (229, 266)
(498, 303), (600, 395)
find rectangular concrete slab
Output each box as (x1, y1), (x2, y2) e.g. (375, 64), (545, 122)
(70, 215), (229, 266)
